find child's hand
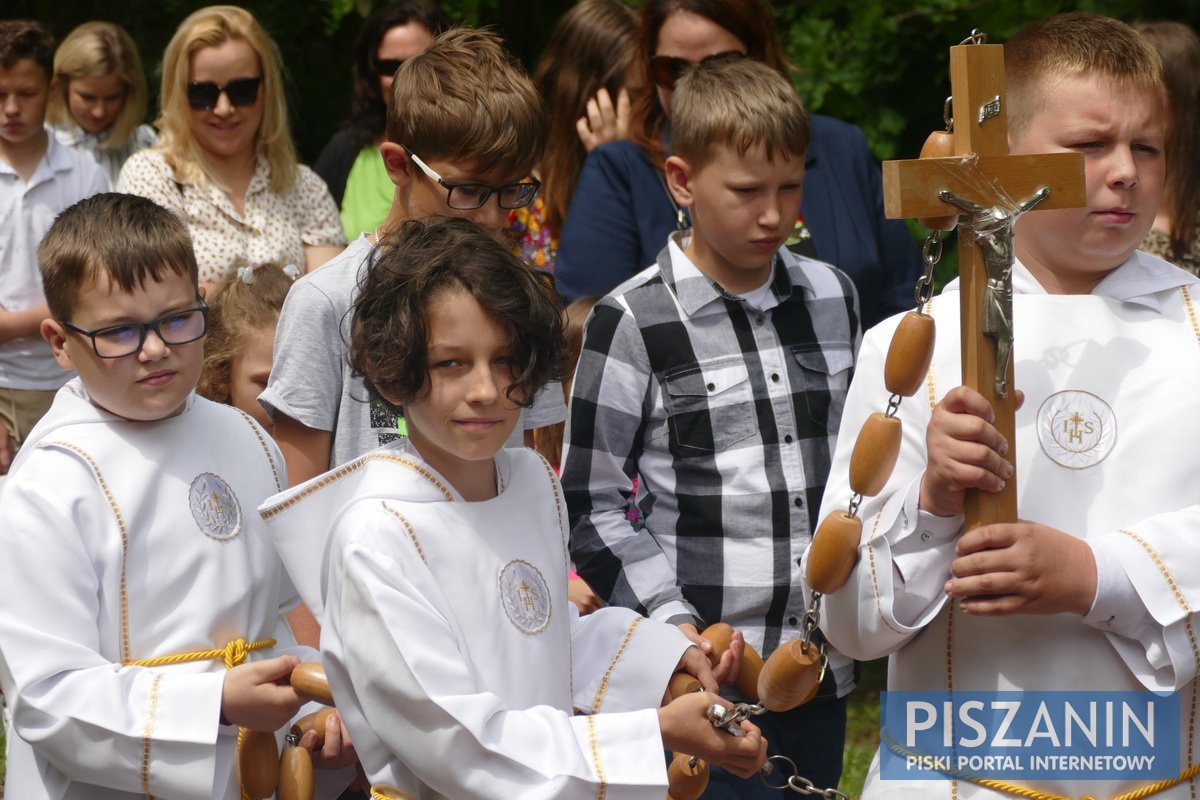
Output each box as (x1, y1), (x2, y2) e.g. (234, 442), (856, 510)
(575, 87), (632, 152)
(676, 624), (742, 688)
(920, 386), (1014, 517)
(946, 521), (1097, 616)
(299, 711), (359, 771)
(567, 577), (605, 616)
(658, 692), (768, 778)
(671, 643), (720, 696)
(221, 654), (303, 732)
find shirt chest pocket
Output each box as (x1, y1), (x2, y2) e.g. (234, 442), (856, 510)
(663, 358), (758, 457)
(791, 344), (854, 434)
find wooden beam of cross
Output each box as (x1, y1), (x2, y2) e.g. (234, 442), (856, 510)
(881, 38), (1086, 530)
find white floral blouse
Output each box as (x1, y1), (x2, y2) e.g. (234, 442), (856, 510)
(117, 149), (346, 285)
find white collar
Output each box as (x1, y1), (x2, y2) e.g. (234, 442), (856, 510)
(943, 251), (1198, 312)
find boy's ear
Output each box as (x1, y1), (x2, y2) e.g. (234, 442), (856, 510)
(40, 320), (75, 372)
(664, 155), (696, 209)
(379, 142), (414, 190)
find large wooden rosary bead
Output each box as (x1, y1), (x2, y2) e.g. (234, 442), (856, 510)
(277, 740), (314, 800)
(757, 639), (823, 712)
(917, 130), (958, 230)
(805, 511), (862, 594)
(701, 622), (764, 701)
(290, 707), (337, 738)
(667, 753), (710, 800)
(237, 729), (280, 800)
(668, 671), (703, 699)
(884, 311), (936, 397)
(291, 661), (335, 706)
(849, 413), (902, 497)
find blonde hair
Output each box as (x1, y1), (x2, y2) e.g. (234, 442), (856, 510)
(197, 263), (297, 404)
(1006, 12), (1164, 141)
(156, 6), (297, 193)
(671, 57), (808, 170)
(48, 22), (148, 150)
(386, 27), (545, 176)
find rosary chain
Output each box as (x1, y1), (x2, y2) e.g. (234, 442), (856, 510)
(761, 756), (851, 798)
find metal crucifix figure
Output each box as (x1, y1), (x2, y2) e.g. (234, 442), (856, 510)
(938, 186), (1050, 397)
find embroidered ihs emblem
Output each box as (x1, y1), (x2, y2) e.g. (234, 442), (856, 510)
(499, 560), (551, 634)
(1036, 390), (1117, 470)
(189, 472), (242, 540)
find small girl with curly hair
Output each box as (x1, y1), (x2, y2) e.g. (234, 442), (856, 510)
(198, 262), (300, 432)
(258, 215), (766, 799)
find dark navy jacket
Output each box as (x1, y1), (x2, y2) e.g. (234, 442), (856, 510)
(554, 114), (922, 329)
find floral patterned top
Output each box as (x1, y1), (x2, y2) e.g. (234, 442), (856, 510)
(118, 149), (346, 285)
(507, 195), (557, 271)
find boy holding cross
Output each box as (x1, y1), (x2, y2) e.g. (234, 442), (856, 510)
(814, 13), (1200, 799)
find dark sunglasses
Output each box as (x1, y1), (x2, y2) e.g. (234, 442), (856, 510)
(375, 58), (405, 78)
(186, 76), (263, 110)
(649, 50), (744, 90)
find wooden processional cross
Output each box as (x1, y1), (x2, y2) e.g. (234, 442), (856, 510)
(881, 34), (1086, 530)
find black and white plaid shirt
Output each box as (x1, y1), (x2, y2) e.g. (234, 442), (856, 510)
(563, 233), (860, 692)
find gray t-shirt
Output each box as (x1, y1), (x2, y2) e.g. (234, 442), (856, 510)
(261, 235), (566, 470)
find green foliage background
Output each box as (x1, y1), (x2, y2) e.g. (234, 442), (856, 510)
(6, 0), (1200, 168)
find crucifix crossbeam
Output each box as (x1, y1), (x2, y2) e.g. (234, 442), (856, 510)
(881, 38), (1086, 530)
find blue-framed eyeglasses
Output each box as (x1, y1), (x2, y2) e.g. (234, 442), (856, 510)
(405, 148), (541, 210)
(61, 299), (210, 358)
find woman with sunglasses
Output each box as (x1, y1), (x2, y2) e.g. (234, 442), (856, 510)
(553, 0), (922, 330)
(118, 5), (345, 290)
(314, 2), (450, 240)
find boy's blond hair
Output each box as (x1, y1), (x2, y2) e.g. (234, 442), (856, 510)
(1006, 12), (1164, 140)
(670, 56), (809, 171)
(386, 27), (545, 175)
(48, 22), (149, 151)
(40, 193), (198, 322)
(157, 6), (298, 194)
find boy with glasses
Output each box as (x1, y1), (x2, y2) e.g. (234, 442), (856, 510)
(0, 192), (353, 800)
(262, 27), (562, 498)
(0, 20), (108, 474)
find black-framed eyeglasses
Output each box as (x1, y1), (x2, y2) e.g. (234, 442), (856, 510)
(405, 148), (541, 210)
(649, 50), (744, 90)
(61, 300), (210, 359)
(186, 77), (263, 110)
(375, 58), (405, 78)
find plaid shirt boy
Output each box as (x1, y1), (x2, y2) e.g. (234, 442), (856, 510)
(563, 232), (860, 693)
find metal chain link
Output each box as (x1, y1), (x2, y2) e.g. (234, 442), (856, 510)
(761, 756), (851, 798)
(914, 231), (942, 312)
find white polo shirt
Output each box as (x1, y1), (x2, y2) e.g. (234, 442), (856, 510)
(0, 131), (109, 389)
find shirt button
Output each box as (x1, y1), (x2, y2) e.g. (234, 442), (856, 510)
(707, 383), (715, 392)
(756, 316), (765, 326)
(920, 531), (932, 542)
(794, 497), (804, 508)
(771, 373), (780, 382)
(784, 434), (794, 444)
(788, 616), (799, 625)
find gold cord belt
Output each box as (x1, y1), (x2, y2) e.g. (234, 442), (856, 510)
(124, 637), (276, 669)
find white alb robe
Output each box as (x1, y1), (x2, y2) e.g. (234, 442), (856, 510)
(811, 253), (1200, 798)
(0, 379), (314, 800)
(259, 439), (693, 799)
